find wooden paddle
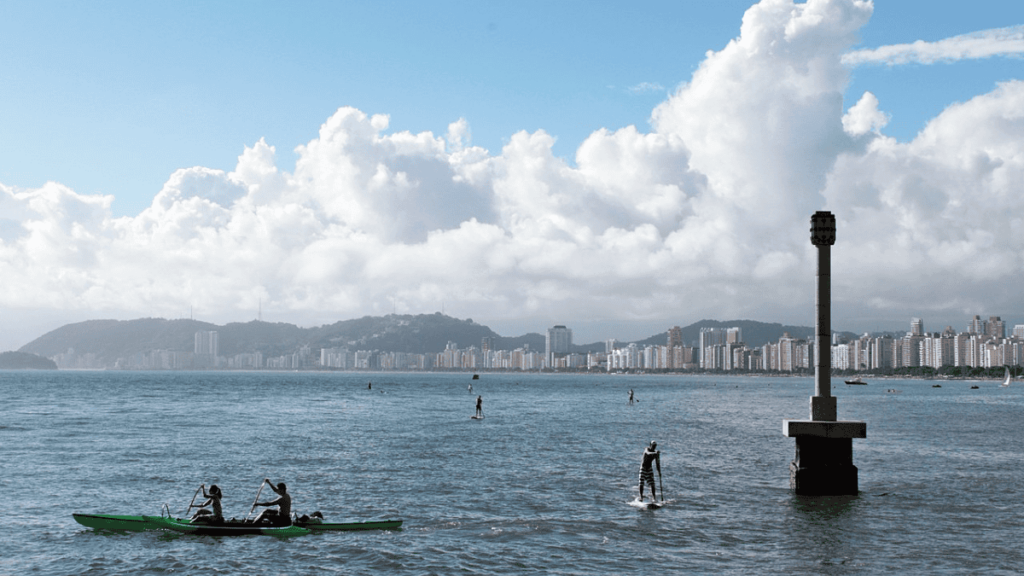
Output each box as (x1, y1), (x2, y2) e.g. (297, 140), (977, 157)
(246, 480), (266, 522)
(184, 485), (203, 517)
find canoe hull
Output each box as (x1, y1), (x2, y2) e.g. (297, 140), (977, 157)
(73, 513), (161, 531)
(298, 519), (403, 532)
(75, 513), (402, 535)
(142, 516), (310, 537)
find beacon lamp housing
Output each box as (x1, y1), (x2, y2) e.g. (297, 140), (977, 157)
(810, 211), (836, 246)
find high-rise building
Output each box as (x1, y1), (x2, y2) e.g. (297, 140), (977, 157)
(546, 325), (572, 367)
(194, 331), (219, 356)
(667, 326), (683, 349)
(699, 327), (742, 369)
(968, 315), (984, 334)
(910, 318), (923, 336)
(986, 316), (1006, 339)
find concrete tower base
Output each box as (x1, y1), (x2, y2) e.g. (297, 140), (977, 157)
(784, 419), (866, 496)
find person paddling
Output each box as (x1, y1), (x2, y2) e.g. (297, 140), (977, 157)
(251, 480), (292, 525)
(638, 441), (662, 502)
(189, 484), (223, 523)
(628, 389), (635, 405)
(475, 395), (483, 418)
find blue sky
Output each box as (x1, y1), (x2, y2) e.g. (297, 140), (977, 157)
(3, 0), (1019, 216)
(1, 0), (1023, 350)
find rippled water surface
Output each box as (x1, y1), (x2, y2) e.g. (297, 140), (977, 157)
(2, 370), (1021, 574)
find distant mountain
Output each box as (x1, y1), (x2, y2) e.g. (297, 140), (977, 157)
(18, 313), (535, 365)
(584, 319), (815, 350)
(0, 351), (57, 369)
(18, 314), (820, 368)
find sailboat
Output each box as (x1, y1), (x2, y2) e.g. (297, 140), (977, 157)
(1001, 367), (1011, 388)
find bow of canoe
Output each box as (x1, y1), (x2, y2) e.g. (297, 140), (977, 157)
(73, 513), (161, 531)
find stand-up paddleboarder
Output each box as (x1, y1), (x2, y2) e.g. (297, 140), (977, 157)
(628, 389), (635, 405)
(475, 395), (483, 418)
(638, 441), (661, 502)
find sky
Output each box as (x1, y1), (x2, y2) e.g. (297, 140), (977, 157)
(2, 0), (1024, 351)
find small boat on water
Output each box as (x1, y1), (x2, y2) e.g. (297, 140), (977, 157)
(73, 513), (402, 535)
(970, 385), (979, 389)
(1001, 367), (1011, 387)
(74, 482), (402, 536)
(844, 377), (867, 385)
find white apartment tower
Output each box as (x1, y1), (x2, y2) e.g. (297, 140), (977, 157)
(195, 331), (219, 357)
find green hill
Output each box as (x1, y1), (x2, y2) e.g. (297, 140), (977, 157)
(0, 351), (58, 369)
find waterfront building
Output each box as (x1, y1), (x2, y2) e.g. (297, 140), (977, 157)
(869, 336), (894, 369)
(699, 327), (741, 369)
(667, 326), (683, 349)
(546, 325), (572, 368)
(910, 318), (923, 337)
(194, 331), (219, 356)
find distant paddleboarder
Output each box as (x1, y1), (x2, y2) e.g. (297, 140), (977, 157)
(638, 441), (662, 502)
(628, 389), (635, 405)
(475, 395), (483, 418)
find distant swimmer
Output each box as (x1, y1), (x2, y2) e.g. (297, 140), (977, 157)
(475, 395), (483, 418)
(638, 441), (662, 502)
(628, 389), (635, 405)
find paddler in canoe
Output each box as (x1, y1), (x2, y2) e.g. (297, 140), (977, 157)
(251, 479), (291, 525)
(189, 484), (224, 524)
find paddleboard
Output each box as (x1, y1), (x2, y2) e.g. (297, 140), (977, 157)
(471, 415), (484, 420)
(629, 498), (662, 510)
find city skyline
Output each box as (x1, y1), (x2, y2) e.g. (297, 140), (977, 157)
(39, 313), (1024, 373)
(2, 1), (1023, 352)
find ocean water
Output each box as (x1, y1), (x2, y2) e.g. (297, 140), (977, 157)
(1, 370), (1021, 575)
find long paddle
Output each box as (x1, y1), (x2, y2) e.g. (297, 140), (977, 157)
(659, 473), (664, 503)
(184, 485), (203, 517)
(246, 480), (266, 522)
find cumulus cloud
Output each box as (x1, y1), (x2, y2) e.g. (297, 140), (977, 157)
(2, 0), (1023, 346)
(842, 91), (889, 136)
(843, 24), (1024, 66)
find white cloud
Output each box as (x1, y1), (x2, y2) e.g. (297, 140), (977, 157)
(842, 91), (890, 136)
(843, 24), (1024, 66)
(627, 82), (666, 95)
(2, 0), (1024, 348)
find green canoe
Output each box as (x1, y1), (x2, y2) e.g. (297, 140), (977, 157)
(142, 515), (310, 537)
(72, 513), (162, 531)
(74, 513), (403, 535)
(297, 519), (403, 532)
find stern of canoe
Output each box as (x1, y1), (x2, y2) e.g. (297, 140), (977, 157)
(300, 519), (403, 532)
